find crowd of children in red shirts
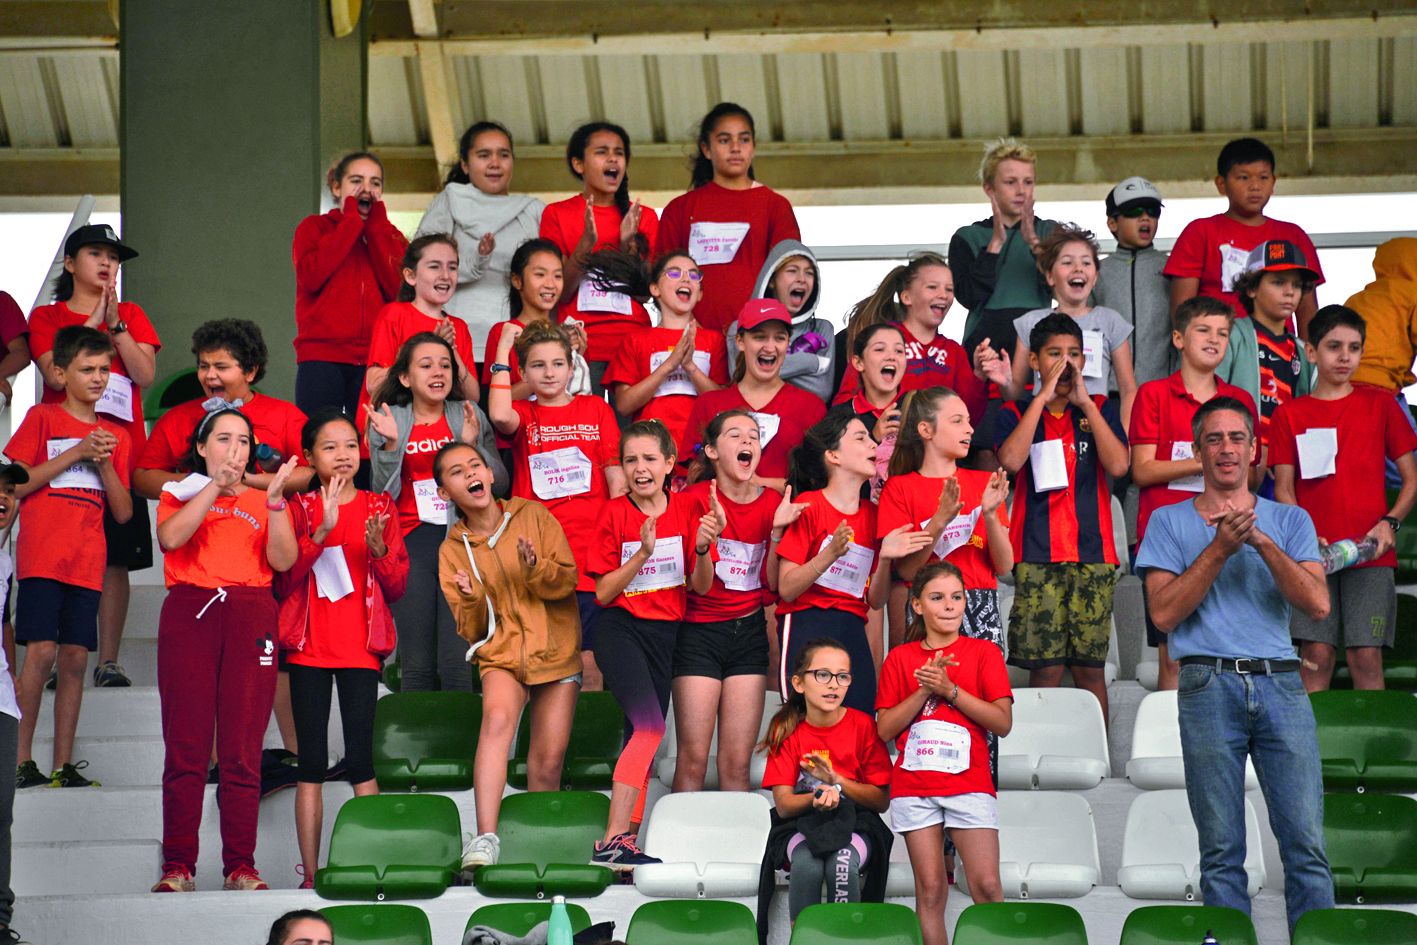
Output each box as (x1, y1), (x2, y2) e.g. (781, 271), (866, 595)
(1, 114), (1413, 945)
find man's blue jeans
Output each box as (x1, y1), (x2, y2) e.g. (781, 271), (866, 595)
(1177, 662), (1334, 930)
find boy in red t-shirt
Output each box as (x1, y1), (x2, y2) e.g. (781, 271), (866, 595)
(1270, 305), (1417, 692)
(1164, 137), (1324, 330)
(1129, 297), (1257, 690)
(8, 327), (133, 789)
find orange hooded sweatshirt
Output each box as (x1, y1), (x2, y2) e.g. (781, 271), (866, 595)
(1349, 238), (1417, 391)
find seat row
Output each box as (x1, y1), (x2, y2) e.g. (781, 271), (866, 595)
(321, 898), (1417, 945)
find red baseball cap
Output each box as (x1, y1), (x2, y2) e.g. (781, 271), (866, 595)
(736, 298), (792, 332)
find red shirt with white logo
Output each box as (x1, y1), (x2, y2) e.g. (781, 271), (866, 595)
(394, 417), (453, 537)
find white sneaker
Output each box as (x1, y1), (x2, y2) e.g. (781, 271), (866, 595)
(461, 832), (500, 870)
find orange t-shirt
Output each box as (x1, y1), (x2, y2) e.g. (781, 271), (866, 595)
(157, 487), (274, 589)
(4, 403), (131, 591)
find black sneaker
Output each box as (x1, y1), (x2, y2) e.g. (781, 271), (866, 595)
(590, 833), (661, 872)
(0, 925), (35, 944)
(93, 660), (132, 688)
(207, 762), (219, 785)
(16, 760), (51, 790)
(43, 670), (56, 691)
(50, 761), (100, 788)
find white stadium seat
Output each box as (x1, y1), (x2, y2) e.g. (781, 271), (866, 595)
(957, 791), (1100, 899)
(635, 791), (772, 898)
(998, 688), (1110, 790)
(1118, 789), (1266, 900)
(1125, 691), (1259, 790)
(656, 691), (783, 790)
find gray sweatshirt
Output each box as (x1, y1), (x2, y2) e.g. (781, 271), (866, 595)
(1093, 245), (1173, 387)
(725, 239), (837, 403)
(368, 398), (509, 529)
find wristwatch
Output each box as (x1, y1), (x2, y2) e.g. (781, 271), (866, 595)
(1382, 515), (1402, 533)
(111, 320), (128, 336)
(490, 363), (511, 374)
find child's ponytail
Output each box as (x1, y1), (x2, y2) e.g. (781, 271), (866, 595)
(842, 252), (950, 357)
(887, 386), (957, 479)
(786, 412), (857, 498)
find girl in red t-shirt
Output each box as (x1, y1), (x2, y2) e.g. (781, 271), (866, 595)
(877, 563), (1014, 945)
(879, 386), (1012, 650)
(481, 240), (580, 402)
(760, 639), (891, 925)
(827, 322), (909, 502)
(369, 334), (502, 692)
(151, 409), (299, 893)
(773, 414), (932, 714)
(586, 421), (716, 869)
(672, 409), (805, 792)
(679, 300), (826, 492)
(488, 319), (623, 689)
(656, 103), (800, 332)
(593, 250), (730, 448)
(275, 409), (409, 889)
(541, 121), (660, 374)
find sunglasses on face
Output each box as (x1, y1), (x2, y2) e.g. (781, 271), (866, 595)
(805, 669), (852, 686)
(663, 267), (703, 282)
(1119, 205), (1160, 219)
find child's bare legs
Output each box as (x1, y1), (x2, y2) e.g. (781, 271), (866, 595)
(297, 776), (376, 879)
(953, 827), (1003, 903)
(15, 641), (55, 765)
(904, 825), (951, 945)
(51, 644), (88, 769)
(713, 674), (766, 791)
(669, 675), (720, 793)
(525, 679), (577, 791)
(1344, 645), (1386, 690)
(1070, 665), (1109, 731)
(96, 566), (128, 668)
(474, 671), (529, 835)
(274, 671), (299, 753)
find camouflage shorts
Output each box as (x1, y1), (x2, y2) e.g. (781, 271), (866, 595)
(1008, 562), (1116, 668)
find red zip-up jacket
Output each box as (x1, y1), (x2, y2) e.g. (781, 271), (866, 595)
(292, 196), (409, 364)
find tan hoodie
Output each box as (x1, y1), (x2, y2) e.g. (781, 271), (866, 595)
(1349, 238), (1417, 391)
(438, 497), (581, 685)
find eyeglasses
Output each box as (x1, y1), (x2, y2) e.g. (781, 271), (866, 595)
(806, 669), (852, 686)
(663, 266), (703, 282)
(1119, 205), (1160, 219)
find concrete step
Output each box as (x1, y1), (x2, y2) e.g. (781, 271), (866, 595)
(27, 736), (166, 787)
(13, 839), (163, 897)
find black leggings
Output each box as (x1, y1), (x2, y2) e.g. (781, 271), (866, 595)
(295, 360), (364, 420)
(392, 523), (472, 692)
(287, 664), (379, 784)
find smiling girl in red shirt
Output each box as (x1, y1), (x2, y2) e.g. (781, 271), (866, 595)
(481, 240), (575, 405)
(541, 122), (660, 386)
(655, 103), (800, 333)
(586, 421), (716, 870)
(275, 409), (408, 889)
(673, 409), (805, 792)
(679, 299), (826, 493)
(826, 323), (909, 502)
(773, 414), (933, 714)
(368, 334), (504, 693)
(592, 249), (730, 447)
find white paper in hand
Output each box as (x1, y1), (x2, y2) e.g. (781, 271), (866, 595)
(161, 473), (214, 501)
(96, 374), (134, 423)
(313, 546), (355, 602)
(1029, 439), (1069, 492)
(1169, 441), (1204, 493)
(928, 508), (983, 559)
(1297, 427), (1338, 480)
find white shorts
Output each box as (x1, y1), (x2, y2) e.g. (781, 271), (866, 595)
(890, 792), (998, 833)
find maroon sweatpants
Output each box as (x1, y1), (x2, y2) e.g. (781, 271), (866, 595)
(158, 584), (278, 876)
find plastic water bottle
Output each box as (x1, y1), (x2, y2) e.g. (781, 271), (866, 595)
(548, 895), (573, 945)
(1321, 536), (1380, 574)
(254, 443), (282, 473)
(1201, 931), (1219, 945)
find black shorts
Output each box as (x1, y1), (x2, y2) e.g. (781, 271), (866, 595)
(673, 609), (769, 680)
(104, 490), (153, 571)
(577, 590), (603, 649)
(16, 577), (101, 650)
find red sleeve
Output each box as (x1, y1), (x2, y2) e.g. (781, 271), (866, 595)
(27, 306), (58, 361)
(769, 191), (802, 244)
(293, 211), (364, 294)
(156, 491), (182, 526)
(595, 399), (621, 468)
(855, 713), (894, 787)
(453, 319), (478, 376)
(655, 194), (688, 257)
(678, 396), (710, 467)
(0, 293), (26, 346)
(952, 350), (988, 425)
(587, 501), (624, 578)
(833, 368), (860, 405)
(284, 402), (309, 460)
(362, 202), (410, 301)
(976, 642), (1013, 703)
(482, 322), (505, 388)
(875, 646), (911, 711)
(1384, 393), (1417, 459)
(601, 333), (642, 389)
(775, 498), (817, 566)
(1128, 381), (1163, 446)
(366, 306), (402, 369)
(138, 411), (184, 471)
(876, 477), (915, 539)
(3, 409), (43, 466)
(637, 207), (661, 254)
(761, 728), (798, 789)
(117, 302), (161, 350)
(1267, 403), (1298, 468)
(1162, 220), (1207, 280)
(111, 428), (132, 489)
(538, 201), (572, 253)
(706, 329), (730, 384)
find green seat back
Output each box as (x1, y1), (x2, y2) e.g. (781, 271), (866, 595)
(472, 791), (614, 898)
(1312, 691), (1417, 792)
(372, 692), (480, 791)
(626, 900), (757, 945)
(142, 367), (202, 423)
(952, 903), (1088, 945)
(382, 658), (402, 693)
(1292, 906), (1417, 945)
(466, 902), (593, 937)
(321, 905), (432, 945)
(315, 794), (460, 900)
(789, 903), (922, 945)
(1324, 793), (1417, 903)
(1118, 905), (1257, 945)
(1392, 484), (1417, 580)
(509, 690), (624, 790)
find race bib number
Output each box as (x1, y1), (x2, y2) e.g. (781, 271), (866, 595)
(1082, 330), (1105, 380)
(1219, 243), (1250, 292)
(688, 221), (750, 265)
(926, 507), (983, 560)
(749, 411), (781, 448)
(1170, 441), (1203, 493)
(412, 478), (448, 526)
(530, 446), (593, 500)
(902, 719), (971, 774)
(715, 537), (766, 592)
(46, 438), (103, 491)
(622, 536), (685, 594)
(813, 537), (873, 597)
(650, 349), (712, 399)
(97, 373), (134, 423)
(577, 280), (632, 314)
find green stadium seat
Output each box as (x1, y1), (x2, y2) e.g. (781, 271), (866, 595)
(1391, 486), (1417, 582)
(321, 904), (432, 945)
(952, 902), (1088, 945)
(624, 900), (757, 945)
(1324, 793), (1417, 903)
(1118, 905), (1257, 945)
(465, 901), (593, 937)
(372, 692), (480, 792)
(789, 903), (923, 945)
(472, 791), (614, 898)
(1333, 593), (1417, 691)
(142, 367), (202, 423)
(1311, 690), (1417, 793)
(315, 795), (461, 900)
(382, 657), (401, 693)
(1291, 906), (1417, 945)
(508, 690), (624, 790)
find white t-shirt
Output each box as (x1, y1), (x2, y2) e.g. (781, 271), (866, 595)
(0, 548), (17, 722)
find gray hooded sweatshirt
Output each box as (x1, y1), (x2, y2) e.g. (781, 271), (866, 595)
(1093, 244), (1173, 386)
(725, 239), (837, 403)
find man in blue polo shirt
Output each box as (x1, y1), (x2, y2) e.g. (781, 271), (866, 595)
(1135, 395), (1333, 930)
